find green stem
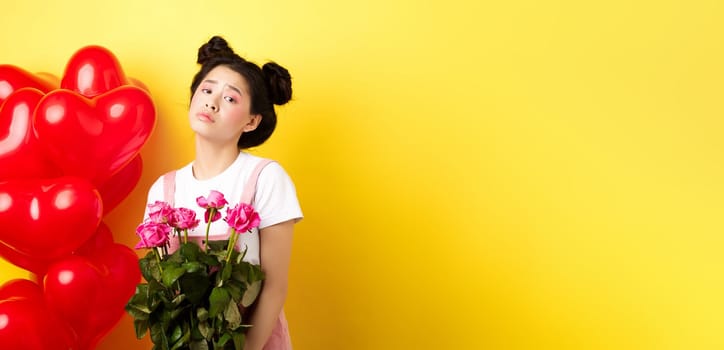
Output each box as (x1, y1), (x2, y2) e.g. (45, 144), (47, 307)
(225, 229), (238, 262)
(183, 228), (188, 244)
(153, 248), (163, 274)
(204, 208), (216, 251)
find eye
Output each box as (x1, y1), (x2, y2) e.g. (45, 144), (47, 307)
(201, 88), (211, 94)
(224, 96), (236, 103)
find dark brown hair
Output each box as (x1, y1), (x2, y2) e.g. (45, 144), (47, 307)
(190, 36), (292, 149)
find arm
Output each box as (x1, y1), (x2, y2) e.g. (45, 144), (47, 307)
(243, 220), (294, 350)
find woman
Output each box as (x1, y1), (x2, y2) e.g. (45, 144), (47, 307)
(144, 35), (302, 349)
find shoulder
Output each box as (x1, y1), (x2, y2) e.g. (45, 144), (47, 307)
(238, 153), (287, 179)
(256, 159), (293, 184)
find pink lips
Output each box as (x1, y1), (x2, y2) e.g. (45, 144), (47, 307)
(197, 112), (214, 123)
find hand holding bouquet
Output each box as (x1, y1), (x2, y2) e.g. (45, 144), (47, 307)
(126, 191), (264, 350)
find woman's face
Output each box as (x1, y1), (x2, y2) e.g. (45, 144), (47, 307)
(188, 65), (260, 145)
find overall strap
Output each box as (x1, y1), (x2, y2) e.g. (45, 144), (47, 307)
(239, 159), (275, 205)
(163, 171), (176, 206)
(163, 159), (273, 206)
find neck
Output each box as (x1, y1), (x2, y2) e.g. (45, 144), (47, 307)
(193, 137), (241, 180)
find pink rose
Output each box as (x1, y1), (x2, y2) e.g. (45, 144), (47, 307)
(147, 201), (174, 224)
(197, 191), (228, 223)
(224, 203), (260, 233)
(196, 190), (228, 209)
(168, 208), (200, 230)
(134, 221), (171, 249)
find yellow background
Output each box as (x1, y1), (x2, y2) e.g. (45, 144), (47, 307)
(2, 0), (724, 349)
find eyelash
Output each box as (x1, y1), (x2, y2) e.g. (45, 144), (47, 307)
(201, 88), (236, 103)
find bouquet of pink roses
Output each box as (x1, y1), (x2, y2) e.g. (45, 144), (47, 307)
(126, 191), (264, 350)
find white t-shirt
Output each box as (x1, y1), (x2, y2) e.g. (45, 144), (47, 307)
(144, 152), (303, 264)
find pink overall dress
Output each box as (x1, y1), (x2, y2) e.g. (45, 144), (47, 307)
(163, 159), (293, 350)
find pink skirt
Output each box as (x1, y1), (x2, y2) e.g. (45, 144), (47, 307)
(263, 310), (292, 350)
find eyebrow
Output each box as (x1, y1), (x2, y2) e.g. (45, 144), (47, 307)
(203, 79), (243, 95)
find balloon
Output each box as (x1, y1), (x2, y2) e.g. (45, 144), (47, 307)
(0, 221), (115, 275)
(60, 45), (130, 98)
(0, 243), (51, 275)
(74, 221), (115, 257)
(97, 154), (143, 215)
(43, 256), (103, 336)
(0, 88), (60, 179)
(78, 244), (141, 349)
(0, 65), (56, 104)
(0, 177), (102, 260)
(44, 242), (140, 350)
(0, 279), (43, 300)
(34, 85), (156, 186)
(0, 279), (76, 350)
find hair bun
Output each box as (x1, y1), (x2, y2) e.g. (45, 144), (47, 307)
(262, 62), (292, 105)
(197, 36), (236, 65)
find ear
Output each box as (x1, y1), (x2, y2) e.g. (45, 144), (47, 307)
(243, 114), (262, 132)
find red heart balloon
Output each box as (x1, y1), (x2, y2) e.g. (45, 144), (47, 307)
(34, 85), (156, 185)
(0, 220), (114, 275)
(0, 177), (102, 260)
(43, 256), (103, 335)
(0, 243), (52, 275)
(0, 279), (43, 300)
(60, 45), (129, 98)
(97, 154), (143, 215)
(0, 279), (76, 350)
(0, 65), (56, 104)
(45, 243), (140, 350)
(0, 88), (61, 180)
(74, 221), (115, 257)
(79, 244), (141, 349)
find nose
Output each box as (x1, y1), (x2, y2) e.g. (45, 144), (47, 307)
(205, 103), (217, 111)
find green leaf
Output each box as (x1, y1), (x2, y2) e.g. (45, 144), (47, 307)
(150, 320), (169, 350)
(179, 272), (211, 305)
(182, 261), (205, 273)
(225, 280), (243, 303)
(196, 307), (209, 322)
(171, 294), (187, 306)
(206, 240), (229, 251)
(199, 250), (220, 267)
(230, 266), (245, 284)
(170, 325), (191, 350)
(170, 304), (189, 321)
(220, 262), (232, 282)
(216, 333), (232, 348)
(169, 324), (183, 345)
(241, 280), (262, 307)
(140, 253), (162, 282)
(248, 264), (265, 283)
(165, 248), (185, 264)
(232, 332), (245, 350)
(223, 301), (241, 329)
(126, 284), (152, 315)
(197, 321), (211, 340)
(162, 266), (187, 287)
(180, 242), (202, 261)
(190, 340), (209, 350)
(208, 287), (230, 318)
(133, 318), (149, 339)
(125, 304), (151, 319)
